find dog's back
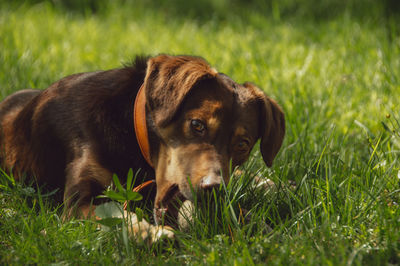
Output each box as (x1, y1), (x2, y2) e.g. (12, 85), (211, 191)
(0, 89), (40, 119)
(0, 89), (41, 178)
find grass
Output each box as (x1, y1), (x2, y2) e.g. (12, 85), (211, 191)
(1, 0), (399, 264)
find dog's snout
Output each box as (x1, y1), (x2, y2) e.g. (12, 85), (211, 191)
(199, 172), (222, 190)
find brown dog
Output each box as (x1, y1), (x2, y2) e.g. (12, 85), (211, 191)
(0, 55), (285, 233)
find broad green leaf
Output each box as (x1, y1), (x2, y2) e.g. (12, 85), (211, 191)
(96, 217), (123, 227)
(112, 174), (125, 193)
(103, 191), (128, 201)
(126, 190), (143, 202)
(95, 201), (123, 219)
(126, 168), (134, 191)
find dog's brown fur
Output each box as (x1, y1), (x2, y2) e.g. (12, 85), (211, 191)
(0, 55), (285, 226)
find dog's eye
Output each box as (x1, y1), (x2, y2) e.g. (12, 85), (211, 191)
(191, 119), (206, 134)
(235, 139), (250, 153)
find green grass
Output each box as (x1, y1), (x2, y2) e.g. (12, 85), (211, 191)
(1, 0), (399, 264)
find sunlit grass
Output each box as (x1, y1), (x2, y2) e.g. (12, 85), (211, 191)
(0, 0), (399, 264)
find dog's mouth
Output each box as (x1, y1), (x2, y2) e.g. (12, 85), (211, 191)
(154, 184), (186, 226)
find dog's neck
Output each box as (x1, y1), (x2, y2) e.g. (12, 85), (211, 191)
(134, 84), (153, 167)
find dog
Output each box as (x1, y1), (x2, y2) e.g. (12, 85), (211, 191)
(0, 54), (285, 241)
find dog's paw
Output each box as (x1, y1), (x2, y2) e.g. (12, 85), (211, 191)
(177, 200), (195, 231)
(124, 210), (174, 244)
(149, 225), (175, 242)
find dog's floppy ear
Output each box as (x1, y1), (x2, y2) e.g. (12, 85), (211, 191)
(244, 82), (285, 167)
(259, 96), (285, 167)
(143, 55), (218, 127)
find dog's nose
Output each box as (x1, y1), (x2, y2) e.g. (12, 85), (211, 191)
(199, 173), (222, 190)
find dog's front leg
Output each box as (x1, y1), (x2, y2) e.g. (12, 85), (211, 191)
(64, 149), (174, 243)
(70, 203), (175, 244)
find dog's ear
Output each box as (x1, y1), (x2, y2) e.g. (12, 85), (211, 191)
(259, 96), (285, 167)
(143, 55), (218, 127)
(244, 82), (285, 167)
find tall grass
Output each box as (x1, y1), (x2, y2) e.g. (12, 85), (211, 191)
(0, 0), (399, 264)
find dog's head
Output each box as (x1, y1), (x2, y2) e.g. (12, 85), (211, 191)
(142, 55), (285, 224)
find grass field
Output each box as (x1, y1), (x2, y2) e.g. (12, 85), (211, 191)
(1, 0), (399, 264)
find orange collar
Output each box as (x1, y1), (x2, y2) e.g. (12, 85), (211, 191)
(134, 84), (153, 167)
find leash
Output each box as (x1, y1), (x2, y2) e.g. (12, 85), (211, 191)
(123, 179), (155, 210)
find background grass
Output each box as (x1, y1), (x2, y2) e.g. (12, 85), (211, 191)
(0, 0), (399, 264)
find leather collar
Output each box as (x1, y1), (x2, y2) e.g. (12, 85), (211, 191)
(134, 84), (153, 167)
